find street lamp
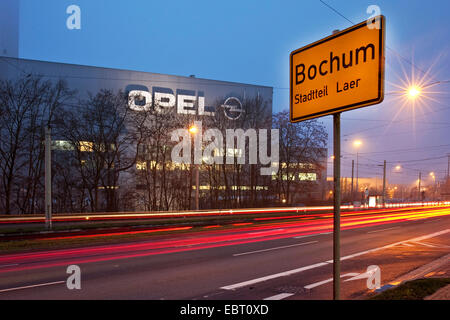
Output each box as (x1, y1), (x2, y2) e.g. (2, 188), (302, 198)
(393, 165), (403, 202)
(407, 86), (420, 99)
(406, 80), (450, 99)
(189, 124), (199, 210)
(353, 140), (362, 203)
(430, 172), (436, 200)
(189, 125), (198, 135)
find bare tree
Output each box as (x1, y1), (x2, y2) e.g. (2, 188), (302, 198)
(132, 100), (193, 211)
(271, 110), (328, 205)
(0, 76), (73, 214)
(55, 89), (139, 212)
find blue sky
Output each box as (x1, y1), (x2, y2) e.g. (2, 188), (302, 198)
(18, 0), (450, 185)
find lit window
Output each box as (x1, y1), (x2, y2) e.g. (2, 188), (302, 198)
(136, 161), (147, 170)
(52, 140), (74, 151)
(79, 141), (93, 152)
(299, 173), (317, 181)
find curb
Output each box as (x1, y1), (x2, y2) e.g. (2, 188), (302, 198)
(375, 252), (450, 293)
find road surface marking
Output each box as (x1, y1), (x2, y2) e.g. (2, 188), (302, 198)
(233, 241), (318, 257)
(0, 281), (65, 293)
(263, 293), (294, 300)
(293, 232), (331, 239)
(305, 273), (358, 289)
(399, 243), (414, 247)
(421, 241), (450, 248)
(325, 229), (450, 263)
(220, 262), (329, 290)
(412, 241), (438, 248)
(367, 227), (400, 234)
(221, 229), (450, 291)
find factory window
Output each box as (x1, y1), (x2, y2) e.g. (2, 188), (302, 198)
(79, 141), (93, 152)
(136, 161), (147, 170)
(299, 173), (317, 181)
(52, 140), (74, 151)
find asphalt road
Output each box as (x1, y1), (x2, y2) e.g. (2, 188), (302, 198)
(0, 206), (449, 300)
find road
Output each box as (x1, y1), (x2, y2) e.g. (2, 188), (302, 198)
(0, 205), (449, 300)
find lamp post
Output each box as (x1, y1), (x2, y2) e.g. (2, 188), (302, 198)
(353, 140), (362, 203)
(45, 126), (52, 230)
(189, 125), (199, 210)
(430, 172), (436, 200)
(394, 165), (403, 202)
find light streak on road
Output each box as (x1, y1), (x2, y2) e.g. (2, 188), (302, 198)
(0, 202), (448, 224)
(0, 206), (448, 275)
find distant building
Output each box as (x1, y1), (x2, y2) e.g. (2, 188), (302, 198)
(0, 57), (278, 212)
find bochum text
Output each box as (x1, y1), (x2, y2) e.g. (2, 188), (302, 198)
(171, 121), (279, 176)
(295, 43), (376, 84)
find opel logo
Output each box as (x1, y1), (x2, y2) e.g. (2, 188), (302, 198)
(221, 97), (244, 120)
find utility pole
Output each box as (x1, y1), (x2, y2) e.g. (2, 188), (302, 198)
(382, 160), (386, 207)
(45, 126), (52, 230)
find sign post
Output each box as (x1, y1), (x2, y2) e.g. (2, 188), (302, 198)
(333, 113), (341, 300)
(290, 16), (385, 300)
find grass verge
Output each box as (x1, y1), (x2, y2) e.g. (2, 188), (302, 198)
(370, 278), (450, 300)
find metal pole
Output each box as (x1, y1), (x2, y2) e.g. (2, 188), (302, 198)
(356, 152), (359, 203)
(45, 126), (52, 230)
(195, 163), (199, 210)
(382, 160), (386, 207)
(333, 113), (341, 300)
(351, 160), (354, 203)
(418, 172), (422, 202)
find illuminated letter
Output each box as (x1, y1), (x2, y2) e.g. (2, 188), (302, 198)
(198, 96), (215, 116)
(128, 90), (152, 112)
(177, 95), (196, 115)
(154, 92), (175, 113)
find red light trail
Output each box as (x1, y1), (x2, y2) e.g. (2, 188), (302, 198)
(0, 206), (448, 274)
